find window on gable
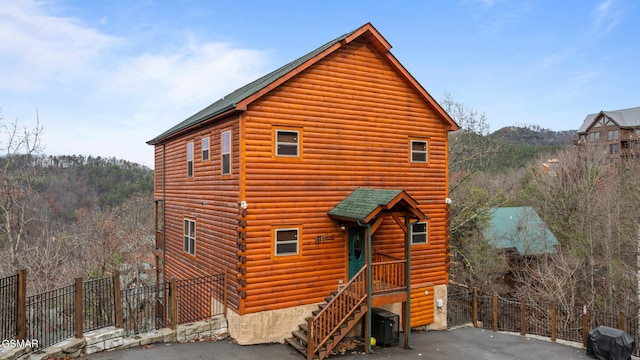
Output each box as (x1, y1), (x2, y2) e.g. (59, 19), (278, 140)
(187, 142), (194, 178)
(202, 137), (210, 161)
(411, 140), (428, 163)
(275, 228), (299, 256)
(411, 222), (428, 245)
(222, 130), (231, 175)
(184, 219), (196, 256)
(276, 130), (299, 157)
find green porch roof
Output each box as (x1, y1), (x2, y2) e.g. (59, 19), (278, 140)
(328, 188), (425, 223)
(482, 207), (559, 256)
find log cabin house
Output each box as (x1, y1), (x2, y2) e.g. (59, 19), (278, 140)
(575, 107), (640, 160)
(147, 23), (458, 359)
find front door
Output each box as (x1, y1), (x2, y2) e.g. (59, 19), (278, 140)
(348, 227), (366, 279)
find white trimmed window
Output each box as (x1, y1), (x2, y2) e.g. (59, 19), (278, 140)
(184, 219), (196, 256)
(411, 222), (428, 245)
(411, 140), (428, 163)
(187, 142), (194, 178)
(202, 137), (210, 161)
(222, 130), (231, 175)
(275, 228), (299, 256)
(276, 130), (299, 157)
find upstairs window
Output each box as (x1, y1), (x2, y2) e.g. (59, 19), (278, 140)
(184, 219), (196, 256)
(202, 137), (210, 161)
(411, 222), (428, 245)
(610, 143), (619, 154)
(187, 142), (194, 178)
(222, 130), (231, 175)
(276, 130), (299, 157)
(411, 140), (428, 163)
(275, 228), (299, 256)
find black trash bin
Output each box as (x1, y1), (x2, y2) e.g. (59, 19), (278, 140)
(586, 325), (634, 360)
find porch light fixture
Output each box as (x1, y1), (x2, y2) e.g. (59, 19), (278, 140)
(340, 224), (346, 232)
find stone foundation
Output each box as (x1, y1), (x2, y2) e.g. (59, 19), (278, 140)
(0, 315), (227, 360)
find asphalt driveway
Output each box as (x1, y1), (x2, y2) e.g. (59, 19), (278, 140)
(83, 327), (593, 360)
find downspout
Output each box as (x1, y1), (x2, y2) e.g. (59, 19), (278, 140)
(357, 219), (374, 354)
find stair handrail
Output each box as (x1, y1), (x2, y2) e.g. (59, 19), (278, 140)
(307, 265), (368, 360)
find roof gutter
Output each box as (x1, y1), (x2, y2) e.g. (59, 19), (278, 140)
(147, 106), (239, 145)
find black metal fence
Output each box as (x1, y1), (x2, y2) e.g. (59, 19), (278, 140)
(121, 282), (168, 336)
(0, 273), (18, 341)
(83, 277), (115, 332)
(1, 270), (228, 350)
(26, 284), (76, 348)
(448, 287), (640, 356)
(175, 274), (225, 324)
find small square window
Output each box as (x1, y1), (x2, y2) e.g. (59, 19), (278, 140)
(411, 222), (428, 245)
(184, 219), (196, 256)
(187, 142), (194, 178)
(275, 228), (299, 256)
(202, 137), (210, 161)
(411, 140), (428, 163)
(276, 130), (299, 157)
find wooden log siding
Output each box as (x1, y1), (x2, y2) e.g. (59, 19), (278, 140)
(159, 117), (241, 310)
(240, 38), (449, 315)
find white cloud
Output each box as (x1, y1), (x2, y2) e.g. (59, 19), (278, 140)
(592, 0), (622, 35)
(0, 0), (120, 92)
(0, 0), (270, 166)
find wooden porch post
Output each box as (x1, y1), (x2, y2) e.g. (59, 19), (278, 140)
(362, 221), (373, 354)
(404, 217), (416, 350)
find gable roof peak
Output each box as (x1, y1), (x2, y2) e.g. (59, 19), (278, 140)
(148, 23), (457, 144)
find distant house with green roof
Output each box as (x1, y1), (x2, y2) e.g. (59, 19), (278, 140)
(482, 207), (558, 256)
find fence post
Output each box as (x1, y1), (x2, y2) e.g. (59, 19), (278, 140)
(75, 277), (83, 338)
(618, 310), (624, 331)
(223, 270), (228, 317)
(170, 277), (177, 330)
(582, 305), (589, 347)
(520, 297), (526, 336)
(472, 287), (478, 328)
(16, 269), (27, 340)
(551, 301), (556, 342)
(113, 270), (122, 328)
(492, 294), (498, 332)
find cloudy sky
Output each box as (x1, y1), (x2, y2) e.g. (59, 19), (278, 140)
(1, 0), (638, 167)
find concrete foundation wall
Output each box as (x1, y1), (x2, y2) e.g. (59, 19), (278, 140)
(427, 285), (448, 330)
(227, 303), (319, 344)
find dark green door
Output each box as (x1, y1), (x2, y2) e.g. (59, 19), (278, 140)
(348, 227), (366, 279)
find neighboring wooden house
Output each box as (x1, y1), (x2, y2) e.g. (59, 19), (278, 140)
(147, 23), (458, 359)
(576, 107), (640, 160)
(483, 207), (558, 257)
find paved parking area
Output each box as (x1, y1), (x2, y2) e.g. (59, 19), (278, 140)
(83, 327), (593, 360)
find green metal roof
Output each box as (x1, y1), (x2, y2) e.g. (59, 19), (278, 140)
(481, 207), (558, 256)
(147, 27), (360, 144)
(328, 188), (404, 222)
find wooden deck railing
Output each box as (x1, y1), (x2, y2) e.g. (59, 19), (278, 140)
(371, 260), (406, 294)
(306, 259), (408, 359)
(307, 266), (367, 360)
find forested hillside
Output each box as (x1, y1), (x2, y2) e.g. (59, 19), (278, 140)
(0, 153), (154, 292)
(446, 96), (640, 319)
